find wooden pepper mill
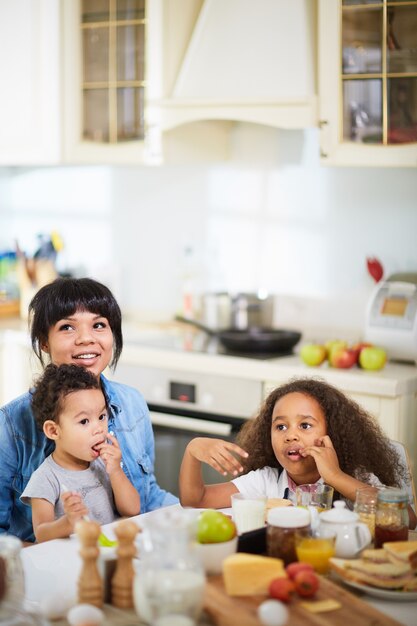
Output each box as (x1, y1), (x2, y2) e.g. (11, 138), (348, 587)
(111, 520), (139, 608)
(76, 519), (104, 608)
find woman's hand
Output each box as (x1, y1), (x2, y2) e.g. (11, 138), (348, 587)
(61, 491), (88, 531)
(187, 437), (248, 477)
(98, 433), (122, 475)
(300, 435), (342, 484)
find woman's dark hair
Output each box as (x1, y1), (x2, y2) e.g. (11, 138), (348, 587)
(29, 277), (123, 370)
(31, 363), (101, 430)
(236, 377), (406, 488)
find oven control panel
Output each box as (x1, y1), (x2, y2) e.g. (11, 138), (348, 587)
(114, 363), (263, 419)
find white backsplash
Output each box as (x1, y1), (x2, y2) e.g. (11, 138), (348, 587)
(1, 125), (417, 340)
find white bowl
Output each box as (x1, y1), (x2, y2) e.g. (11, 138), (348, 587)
(195, 536), (238, 575)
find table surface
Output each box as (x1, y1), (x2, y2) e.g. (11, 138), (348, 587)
(21, 508), (417, 626)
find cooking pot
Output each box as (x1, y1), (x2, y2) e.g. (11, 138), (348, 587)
(175, 316), (301, 354)
(201, 292), (274, 330)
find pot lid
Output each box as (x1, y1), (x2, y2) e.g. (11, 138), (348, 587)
(319, 500), (359, 523)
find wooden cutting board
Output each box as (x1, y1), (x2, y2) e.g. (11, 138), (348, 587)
(203, 574), (403, 626)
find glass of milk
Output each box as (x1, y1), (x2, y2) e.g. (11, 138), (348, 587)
(231, 493), (267, 534)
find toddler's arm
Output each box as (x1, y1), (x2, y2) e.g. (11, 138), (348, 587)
(179, 437), (248, 508)
(31, 491), (88, 542)
(98, 433), (140, 517)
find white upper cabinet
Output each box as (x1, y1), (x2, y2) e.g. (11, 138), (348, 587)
(319, 0), (417, 167)
(150, 0), (318, 131)
(0, 0), (61, 165)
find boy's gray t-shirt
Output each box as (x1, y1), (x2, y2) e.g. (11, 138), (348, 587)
(21, 455), (116, 525)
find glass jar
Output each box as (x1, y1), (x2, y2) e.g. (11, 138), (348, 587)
(267, 507), (310, 565)
(375, 487), (409, 549)
(354, 485), (381, 541)
(134, 509), (205, 625)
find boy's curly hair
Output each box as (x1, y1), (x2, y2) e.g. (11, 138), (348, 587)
(31, 364), (101, 430)
(236, 377), (406, 487)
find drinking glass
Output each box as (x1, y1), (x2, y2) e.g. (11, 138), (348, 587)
(295, 484), (334, 512)
(354, 485), (380, 541)
(231, 493), (267, 534)
(295, 528), (336, 575)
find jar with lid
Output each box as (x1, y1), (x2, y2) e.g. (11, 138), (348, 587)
(267, 507), (310, 565)
(375, 487), (409, 549)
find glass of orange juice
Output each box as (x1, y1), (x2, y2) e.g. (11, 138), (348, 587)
(295, 528), (336, 575)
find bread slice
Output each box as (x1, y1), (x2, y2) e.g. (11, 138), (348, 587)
(329, 557), (415, 590)
(361, 548), (390, 564)
(266, 498), (293, 511)
(383, 540), (417, 570)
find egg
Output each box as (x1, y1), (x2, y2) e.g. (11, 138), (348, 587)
(257, 599), (289, 626)
(67, 603), (104, 626)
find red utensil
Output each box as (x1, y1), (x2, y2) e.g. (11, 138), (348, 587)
(366, 257), (384, 283)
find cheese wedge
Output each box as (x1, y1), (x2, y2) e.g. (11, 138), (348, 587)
(222, 553), (286, 596)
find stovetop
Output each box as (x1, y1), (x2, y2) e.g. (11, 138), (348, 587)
(124, 327), (294, 360)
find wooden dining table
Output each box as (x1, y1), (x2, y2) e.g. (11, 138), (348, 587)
(21, 508), (417, 626)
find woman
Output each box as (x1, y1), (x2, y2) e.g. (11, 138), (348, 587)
(0, 277), (178, 542)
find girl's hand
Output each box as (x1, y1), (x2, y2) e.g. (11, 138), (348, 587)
(300, 435), (341, 483)
(187, 437), (248, 477)
(98, 433), (122, 475)
(61, 491), (88, 530)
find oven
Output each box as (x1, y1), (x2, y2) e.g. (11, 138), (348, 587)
(113, 362), (264, 496)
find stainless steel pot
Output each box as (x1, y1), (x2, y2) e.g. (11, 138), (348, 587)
(201, 292), (274, 331)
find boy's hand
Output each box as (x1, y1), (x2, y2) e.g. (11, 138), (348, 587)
(61, 491), (88, 530)
(98, 433), (122, 475)
(187, 437), (248, 477)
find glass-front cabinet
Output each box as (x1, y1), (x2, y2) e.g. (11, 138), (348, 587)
(63, 0), (154, 163)
(319, 0), (417, 166)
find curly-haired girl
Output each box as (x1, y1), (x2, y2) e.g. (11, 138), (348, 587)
(179, 378), (417, 529)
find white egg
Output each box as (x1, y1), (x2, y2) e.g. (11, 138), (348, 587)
(257, 599), (289, 626)
(67, 603), (104, 626)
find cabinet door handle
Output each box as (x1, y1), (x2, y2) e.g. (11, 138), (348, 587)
(319, 119), (330, 159)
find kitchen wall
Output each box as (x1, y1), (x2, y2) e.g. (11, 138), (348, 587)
(1, 124), (417, 341)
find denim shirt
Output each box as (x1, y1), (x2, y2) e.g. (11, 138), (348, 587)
(0, 375), (178, 542)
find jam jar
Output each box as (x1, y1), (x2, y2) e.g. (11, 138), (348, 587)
(375, 487), (409, 549)
(266, 507), (310, 565)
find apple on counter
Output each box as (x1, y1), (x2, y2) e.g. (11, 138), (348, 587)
(300, 339), (387, 371)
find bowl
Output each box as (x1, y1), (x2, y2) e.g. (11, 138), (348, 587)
(195, 536), (238, 575)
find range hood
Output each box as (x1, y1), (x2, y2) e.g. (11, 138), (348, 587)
(148, 0), (318, 132)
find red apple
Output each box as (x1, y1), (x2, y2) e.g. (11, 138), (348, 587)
(329, 347), (358, 369)
(300, 344), (327, 367)
(359, 346), (387, 371)
(325, 340), (348, 362)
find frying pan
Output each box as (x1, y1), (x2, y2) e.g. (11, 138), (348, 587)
(175, 316), (301, 354)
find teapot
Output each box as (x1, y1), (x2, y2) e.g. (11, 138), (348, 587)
(318, 500), (372, 558)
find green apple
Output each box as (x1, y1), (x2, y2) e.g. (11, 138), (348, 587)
(359, 346), (387, 371)
(300, 344), (327, 367)
(197, 510), (237, 544)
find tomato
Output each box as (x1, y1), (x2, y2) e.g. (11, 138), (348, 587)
(285, 562), (315, 580)
(268, 577), (296, 603)
(293, 570), (320, 598)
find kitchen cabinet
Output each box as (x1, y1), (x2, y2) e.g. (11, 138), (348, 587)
(154, 0), (318, 131)
(62, 0), (230, 164)
(0, 0), (61, 165)
(319, 0), (417, 166)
